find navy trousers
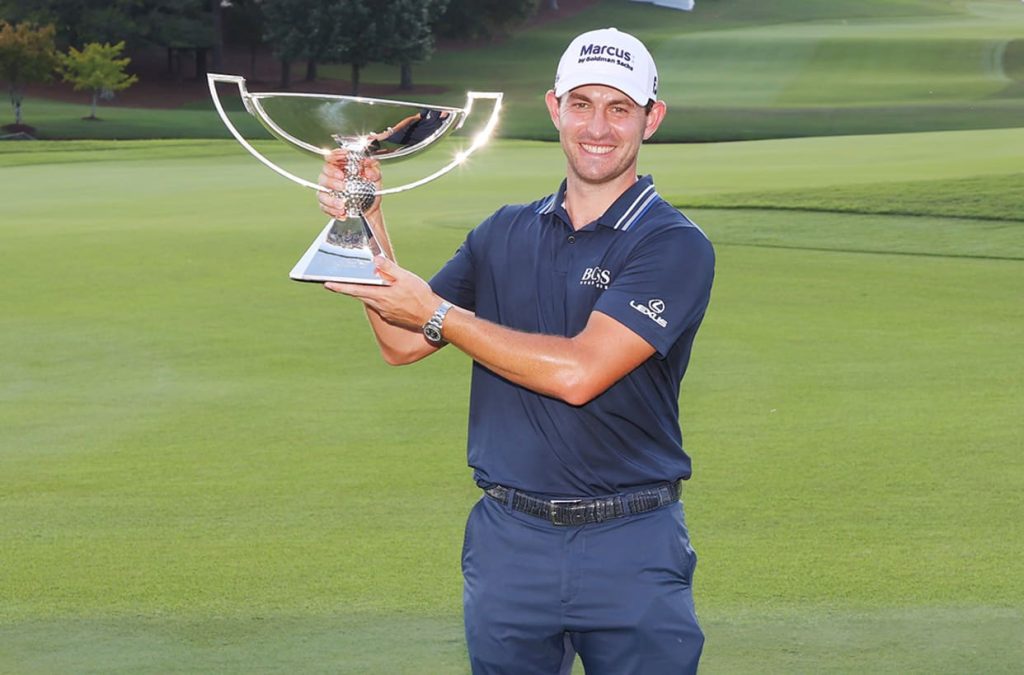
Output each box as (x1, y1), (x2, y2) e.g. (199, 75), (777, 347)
(462, 493), (704, 674)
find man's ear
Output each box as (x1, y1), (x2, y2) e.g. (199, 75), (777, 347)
(642, 100), (667, 141)
(544, 90), (561, 131)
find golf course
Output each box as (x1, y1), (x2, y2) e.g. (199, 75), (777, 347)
(2, 0), (1022, 672)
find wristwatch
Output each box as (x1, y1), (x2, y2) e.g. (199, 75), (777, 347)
(423, 300), (453, 345)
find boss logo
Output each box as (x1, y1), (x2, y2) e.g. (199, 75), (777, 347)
(580, 266), (612, 289)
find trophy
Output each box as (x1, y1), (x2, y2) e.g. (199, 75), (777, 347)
(207, 73), (502, 284)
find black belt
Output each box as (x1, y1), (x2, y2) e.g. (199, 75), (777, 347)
(484, 482), (680, 527)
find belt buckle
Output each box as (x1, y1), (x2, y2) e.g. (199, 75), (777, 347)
(549, 499), (583, 526)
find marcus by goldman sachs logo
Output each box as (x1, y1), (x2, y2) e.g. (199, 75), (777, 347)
(630, 298), (667, 327)
(578, 44), (634, 71)
(580, 44), (632, 62)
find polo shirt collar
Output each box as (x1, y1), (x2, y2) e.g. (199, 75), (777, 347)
(538, 175), (659, 232)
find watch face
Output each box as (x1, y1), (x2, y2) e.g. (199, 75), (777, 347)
(424, 325), (442, 343)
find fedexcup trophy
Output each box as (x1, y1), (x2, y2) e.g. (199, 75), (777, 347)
(208, 73), (502, 284)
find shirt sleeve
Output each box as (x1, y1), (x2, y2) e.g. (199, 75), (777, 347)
(594, 225), (715, 358)
(429, 212), (495, 312)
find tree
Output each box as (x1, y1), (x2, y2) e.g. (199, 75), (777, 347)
(208, 0), (224, 72)
(260, 0), (318, 88)
(436, 0), (538, 41)
(60, 40), (138, 120)
(143, 0), (216, 80)
(330, 0), (379, 94)
(377, 0), (448, 90)
(262, 0), (383, 94)
(0, 0), (145, 52)
(0, 21), (60, 127)
(261, 0), (448, 94)
(3, 0), (221, 81)
(222, 0), (267, 79)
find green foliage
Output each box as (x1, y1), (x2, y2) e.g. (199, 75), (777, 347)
(437, 0), (539, 40)
(142, 0), (215, 50)
(261, 0), (377, 88)
(260, 0), (447, 92)
(59, 40), (138, 119)
(258, 0), (308, 64)
(0, 0), (169, 51)
(377, 0), (448, 89)
(0, 0), (217, 82)
(222, 0), (265, 52)
(378, 0), (444, 63)
(0, 20), (59, 126)
(324, 0), (378, 88)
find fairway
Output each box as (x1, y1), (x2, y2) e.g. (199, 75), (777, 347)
(2, 128), (1022, 671)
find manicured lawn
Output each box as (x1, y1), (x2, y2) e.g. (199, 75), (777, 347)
(1, 132), (1021, 671)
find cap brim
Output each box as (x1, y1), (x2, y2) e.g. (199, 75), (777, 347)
(553, 74), (650, 106)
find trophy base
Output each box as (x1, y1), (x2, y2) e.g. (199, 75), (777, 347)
(289, 217), (386, 285)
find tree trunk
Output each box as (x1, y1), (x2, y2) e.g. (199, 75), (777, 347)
(249, 46), (258, 79)
(280, 59), (291, 89)
(400, 62), (413, 90)
(89, 91), (98, 119)
(305, 60), (317, 82)
(13, 92), (22, 126)
(211, 0), (224, 71)
(351, 63), (361, 96)
(196, 48), (208, 79)
(173, 49), (184, 83)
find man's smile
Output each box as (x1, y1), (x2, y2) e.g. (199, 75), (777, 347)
(581, 143), (615, 155)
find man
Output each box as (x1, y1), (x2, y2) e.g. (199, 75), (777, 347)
(386, 108), (450, 146)
(367, 108), (451, 151)
(318, 27), (713, 674)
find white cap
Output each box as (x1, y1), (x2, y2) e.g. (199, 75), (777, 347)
(553, 28), (659, 105)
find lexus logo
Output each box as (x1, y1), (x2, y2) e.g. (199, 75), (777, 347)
(630, 298), (668, 328)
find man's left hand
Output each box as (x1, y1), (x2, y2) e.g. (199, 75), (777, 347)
(324, 256), (440, 330)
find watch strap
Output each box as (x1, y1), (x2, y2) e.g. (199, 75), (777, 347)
(424, 300), (453, 345)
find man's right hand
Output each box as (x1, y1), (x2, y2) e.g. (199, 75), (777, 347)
(317, 150), (383, 219)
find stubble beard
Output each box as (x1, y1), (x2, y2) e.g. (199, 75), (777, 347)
(563, 138), (638, 189)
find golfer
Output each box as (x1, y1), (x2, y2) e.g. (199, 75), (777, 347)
(319, 27), (714, 674)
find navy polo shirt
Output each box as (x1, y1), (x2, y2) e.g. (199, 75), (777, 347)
(430, 175), (715, 497)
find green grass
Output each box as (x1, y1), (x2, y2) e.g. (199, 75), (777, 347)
(6, 0), (1024, 141)
(2, 97), (271, 143)
(1, 131), (1022, 671)
(691, 173), (1024, 225)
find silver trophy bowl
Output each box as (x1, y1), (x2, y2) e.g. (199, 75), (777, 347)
(208, 73), (502, 284)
